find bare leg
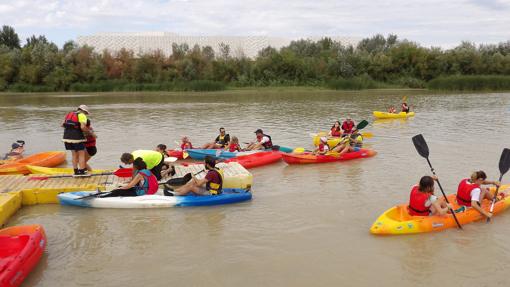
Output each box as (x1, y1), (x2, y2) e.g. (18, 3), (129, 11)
(71, 151), (78, 169)
(338, 145), (351, 156)
(331, 144), (345, 153)
(173, 180), (207, 196)
(85, 153), (92, 171)
(77, 150), (86, 170)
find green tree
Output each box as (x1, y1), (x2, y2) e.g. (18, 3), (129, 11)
(0, 26), (20, 49)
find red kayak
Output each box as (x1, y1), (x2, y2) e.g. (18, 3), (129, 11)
(225, 151), (282, 169)
(0, 225), (46, 287)
(282, 149), (377, 164)
(167, 150), (183, 159)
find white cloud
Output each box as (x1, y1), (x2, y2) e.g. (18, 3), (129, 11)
(0, 0), (509, 47)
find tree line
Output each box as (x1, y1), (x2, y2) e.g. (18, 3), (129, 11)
(0, 25), (510, 92)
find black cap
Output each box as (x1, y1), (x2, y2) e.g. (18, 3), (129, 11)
(254, 129), (263, 134)
(11, 143), (21, 149)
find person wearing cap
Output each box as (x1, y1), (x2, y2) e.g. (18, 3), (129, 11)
(314, 137), (330, 155)
(3, 141), (25, 161)
(120, 150), (165, 181)
(62, 105), (91, 176)
(165, 155), (224, 196)
(202, 127), (230, 149)
(246, 129), (273, 151)
(341, 117), (356, 135)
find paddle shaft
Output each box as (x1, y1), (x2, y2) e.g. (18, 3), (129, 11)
(425, 157), (463, 229)
(487, 174), (503, 222)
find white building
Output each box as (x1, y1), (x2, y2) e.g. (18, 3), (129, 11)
(77, 32), (360, 58)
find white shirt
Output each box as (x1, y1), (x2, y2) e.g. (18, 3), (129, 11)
(259, 136), (270, 144)
(425, 195), (438, 207)
(470, 188), (482, 202)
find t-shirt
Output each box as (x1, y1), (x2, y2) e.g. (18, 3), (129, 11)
(132, 150), (163, 169)
(205, 169), (221, 184)
(470, 188), (482, 202)
(259, 136), (270, 144)
(424, 195), (438, 207)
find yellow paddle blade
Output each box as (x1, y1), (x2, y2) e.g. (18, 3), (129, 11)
(362, 132), (373, 138)
(183, 151), (189, 159)
(402, 95), (408, 102)
(293, 147), (306, 153)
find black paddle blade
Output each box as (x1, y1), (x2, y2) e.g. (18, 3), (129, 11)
(499, 148), (510, 175)
(356, 120), (369, 130)
(165, 173), (192, 186)
(412, 134), (430, 159)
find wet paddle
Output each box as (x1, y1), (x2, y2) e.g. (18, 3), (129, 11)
(29, 168), (133, 181)
(487, 148), (510, 223)
(412, 134), (462, 229)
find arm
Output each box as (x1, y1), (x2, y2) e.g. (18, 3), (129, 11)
(121, 173), (143, 189)
(471, 200), (492, 218)
(482, 180), (500, 187)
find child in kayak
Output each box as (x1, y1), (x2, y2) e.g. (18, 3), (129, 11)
(401, 102), (410, 113)
(388, 106), (397, 113)
(100, 158), (158, 197)
(328, 121), (341, 137)
(227, 136), (242, 152)
(314, 137), (330, 155)
(455, 171), (503, 218)
(3, 140), (25, 161)
(180, 136), (193, 150)
(408, 175), (452, 216)
(165, 156), (223, 196)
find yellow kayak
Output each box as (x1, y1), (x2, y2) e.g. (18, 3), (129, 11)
(26, 165), (109, 175)
(373, 111), (415, 119)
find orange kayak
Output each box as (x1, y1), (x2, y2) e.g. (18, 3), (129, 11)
(282, 149), (377, 164)
(0, 151), (66, 175)
(0, 225), (47, 287)
(370, 185), (510, 235)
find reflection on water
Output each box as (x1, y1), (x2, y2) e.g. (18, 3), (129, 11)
(1, 90), (510, 286)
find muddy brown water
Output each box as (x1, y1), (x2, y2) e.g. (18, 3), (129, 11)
(1, 90), (510, 286)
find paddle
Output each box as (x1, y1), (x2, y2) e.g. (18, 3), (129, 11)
(487, 148), (510, 223)
(162, 170), (205, 186)
(412, 134), (462, 229)
(29, 168), (133, 181)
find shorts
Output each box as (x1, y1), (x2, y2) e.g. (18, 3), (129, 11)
(64, 142), (85, 151)
(86, 146), (97, 156)
(353, 147), (360, 152)
(150, 157), (165, 181)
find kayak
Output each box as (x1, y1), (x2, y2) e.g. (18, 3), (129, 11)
(167, 149), (184, 159)
(370, 185), (510, 235)
(225, 151), (282, 169)
(0, 151), (66, 175)
(58, 188), (252, 208)
(0, 225), (46, 287)
(373, 111), (415, 119)
(282, 149), (377, 164)
(26, 165), (108, 175)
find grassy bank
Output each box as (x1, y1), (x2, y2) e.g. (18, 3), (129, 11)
(428, 75), (510, 91)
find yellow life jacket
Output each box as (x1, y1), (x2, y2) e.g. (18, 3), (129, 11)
(206, 168), (224, 195)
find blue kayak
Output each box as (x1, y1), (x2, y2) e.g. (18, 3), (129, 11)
(58, 188), (252, 208)
(187, 146), (293, 160)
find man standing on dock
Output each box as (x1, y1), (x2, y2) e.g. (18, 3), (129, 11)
(62, 105), (91, 177)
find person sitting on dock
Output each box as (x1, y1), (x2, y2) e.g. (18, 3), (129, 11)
(246, 129), (273, 151)
(455, 171), (504, 218)
(3, 141), (25, 161)
(341, 117), (355, 135)
(165, 155), (223, 196)
(328, 121), (341, 137)
(121, 150), (165, 181)
(314, 137), (330, 155)
(408, 175), (451, 216)
(202, 127), (230, 149)
(100, 158), (158, 198)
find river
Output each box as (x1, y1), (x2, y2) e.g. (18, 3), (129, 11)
(1, 89), (510, 286)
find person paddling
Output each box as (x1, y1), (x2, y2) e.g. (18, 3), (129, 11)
(401, 102), (410, 113)
(62, 105), (91, 177)
(388, 106), (397, 113)
(331, 128), (363, 155)
(84, 119), (97, 171)
(408, 175), (452, 216)
(165, 155), (223, 196)
(99, 158), (158, 198)
(202, 127), (230, 149)
(314, 137), (330, 155)
(3, 141), (25, 161)
(455, 171), (504, 217)
(121, 150), (165, 180)
(328, 121), (341, 137)
(246, 129), (273, 151)
(341, 117), (355, 136)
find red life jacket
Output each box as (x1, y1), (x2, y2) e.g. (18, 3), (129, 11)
(257, 134), (273, 149)
(456, 178), (479, 207)
(318, 143), (329, 152)
(85, 120), (96, 147)
(63, 111), (81, 129)
(341, 121), (355, 134)
(330, 128), (341, 137)
(228, 143), (240, 152)
(408, 185), (431, 216)
(139, 170), (158, 195)
(401, 103), (410, 113)
(181, 142), (192, 150)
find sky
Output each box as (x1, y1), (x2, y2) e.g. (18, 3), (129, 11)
(0, 0), (509, 48)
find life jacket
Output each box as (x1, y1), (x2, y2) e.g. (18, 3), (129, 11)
(342, 121), (355, 134)
(258, 134), (273, 149)
(63, 111), (81, 129)
(216, 134), (230, 146)
(408, 185), (431, 216)
(402, 104), (410, 113)
(181, 142), (192, 150)
(318, 143), (330, 153)
(330, 128), (341, 137)
(84, 119), (96, 148)
(62, 111), (86, 142)
(206, 168), (224, 195)
(228, 143), (240, 152)
(456, 178), (479, 207)
(349, 134), (363, 148)
(137, 169), (158, 195)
